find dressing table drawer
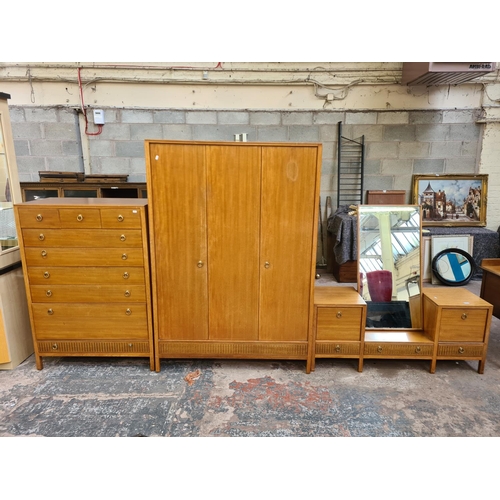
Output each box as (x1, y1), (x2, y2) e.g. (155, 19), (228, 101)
(316, 307), (363, 341)
(364, 343), (433, 357)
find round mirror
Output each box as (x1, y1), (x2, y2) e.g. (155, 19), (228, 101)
(431, 248), (475, 286)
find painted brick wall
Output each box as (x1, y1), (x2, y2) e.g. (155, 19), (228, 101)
(11, 106), (482, 209)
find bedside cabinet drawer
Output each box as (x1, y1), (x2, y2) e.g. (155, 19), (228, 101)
(439, 309), (488, 342)
(316, 307), (363, 340)
(437, 344), (484, 358)
(315, 342), (361, 356)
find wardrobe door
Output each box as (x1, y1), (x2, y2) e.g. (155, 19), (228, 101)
(206, 145), (261, 340)
(260, 146), (318, 341)
(148, 143), (208, 340)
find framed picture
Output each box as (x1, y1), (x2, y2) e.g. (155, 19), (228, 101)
(412, 174), (488, 226)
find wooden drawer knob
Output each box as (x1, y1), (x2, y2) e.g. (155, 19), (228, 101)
(36, 214), (43, 222)
(122, 253), (128, 260)
(46, 290), (52, 297)
(76, 214), (84, 222)
(123, 272), (129, 279)
(377, 346), (383, 353)
(458, 347), (465, 354)
(124, 290), (131, 297)
(120, 234), (126, 242)
(118, 215), (124, 222)
(461, 313), (468, 320)
(126, 308), (132, 316)
(47, 308), (54, 315)
(336, 311), (342, 318)
(51, 343), (58, 350)
(415, 346), (421, 353)
(335, 344), (341, 353)
(39, 233), (45, 241)
(44, 271), (50, 279)
(41, 250), (47, 257)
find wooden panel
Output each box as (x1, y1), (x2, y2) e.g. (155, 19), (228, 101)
(316, 307), (363, 340)
(101, 208), (143, 228)
(37, 340), (150, 355)
(21, 229), (143, 247)
(158, 340), (308, 358)
(0, 309), (10, 364)
(30, 285), (146, 302)
(32, 303), (148, 339)
(149, 143), (208, 340)
(16, 208), (60, 228)
(439, 309), (488, 342)
(27, 266), (145, 284)
(206, 145), (260, 340)
(58, 208), (101, 228)
(260, 146), (318, 341)
(24, 247), (144, 266)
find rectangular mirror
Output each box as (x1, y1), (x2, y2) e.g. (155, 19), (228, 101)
(357, 205), (422, 329)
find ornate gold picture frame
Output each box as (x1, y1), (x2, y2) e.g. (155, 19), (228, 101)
(412, 174), (488, 226)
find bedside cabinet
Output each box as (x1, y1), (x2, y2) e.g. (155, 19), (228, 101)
(312, 287), (366, 371)
(14, 198), (155, 370)
(423, 288), (493, 374)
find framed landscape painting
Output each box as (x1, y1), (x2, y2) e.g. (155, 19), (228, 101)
(412, 174), (488, 226)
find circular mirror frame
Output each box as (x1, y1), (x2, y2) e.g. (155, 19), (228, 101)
(431, 248), (476, 286)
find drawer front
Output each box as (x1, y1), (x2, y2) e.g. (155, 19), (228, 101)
(315, 342), (361, 356)
(364, 343), (433, 357)
(30, 285), (146, 303)
(58, 208), (101, 228)
(439, 309), (488, 342)
(37, 340), (150, 355)
(27, 266), (146, 284)
(316, 307), (363, 340)
(24, 247), (144, 266)
(32, 303), (149, 339)
(101, 208), (143, 229)
(16, 208), (60, 228)
(22, 229), (143, 248)
(437, 343), (484, 358)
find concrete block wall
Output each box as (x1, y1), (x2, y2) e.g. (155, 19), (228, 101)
(11, 107), (482, 209)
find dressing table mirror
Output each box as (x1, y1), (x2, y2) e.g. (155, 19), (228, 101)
(357, 205), (422, 329)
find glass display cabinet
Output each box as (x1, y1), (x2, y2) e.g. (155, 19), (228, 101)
(0, 92), (33, 369)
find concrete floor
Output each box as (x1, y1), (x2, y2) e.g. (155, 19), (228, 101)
(1, 276), (499, 438)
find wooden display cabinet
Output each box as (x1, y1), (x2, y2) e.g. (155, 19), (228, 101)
(311, 286), (366, 371)
(423, 288), (493, 373)
(21, 181), (147, 202)
(480, 258), (500, 319)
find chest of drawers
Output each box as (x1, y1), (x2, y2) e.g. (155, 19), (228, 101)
(423, 288), (493, 373)
(14, 198), (154, 370)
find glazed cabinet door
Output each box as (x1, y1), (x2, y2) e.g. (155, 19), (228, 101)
(259, 146), (318, 341)
(206, 145), (261, 340)
(149, 143), (208, 340)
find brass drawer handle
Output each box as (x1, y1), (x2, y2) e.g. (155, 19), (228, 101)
(197, 261), (204, 268)
(264, 261), (270, 269)
(122, 253), (128, 260)
(51, 343), (58, 350)
(458, 347), (465, 354)
(123, 272), (129, 279)
(118, 215), (124, 222)
(36, 214), (43, 222)
(461, 313), (468, 320)
(124, 290), (131, 297)
(120, 234), (126, 242)
(46, 290), (52, 297)
(47, 308), (54, 315)
(415, 346), (421, 354)
(39, 234), (45, 241)
(377, 346), (383, 353)
(128, 343), (133, 348)
(76, 214), (84, 222)
(126, 308), (132, 316)
(41, 250), (47, 257)
(44, 271), (50, 279)
(335, 344), (341, 353)
(336, 311), (342, 318)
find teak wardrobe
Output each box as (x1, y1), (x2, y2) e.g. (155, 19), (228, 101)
(145, 140), (322, 372)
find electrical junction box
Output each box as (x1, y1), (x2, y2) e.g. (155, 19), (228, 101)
(93, 109), (105, 125)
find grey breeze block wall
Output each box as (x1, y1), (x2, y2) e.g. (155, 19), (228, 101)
(11, 107), (482, 207)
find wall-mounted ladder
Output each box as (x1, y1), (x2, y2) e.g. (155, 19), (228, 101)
(337, 121), (365, 208)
